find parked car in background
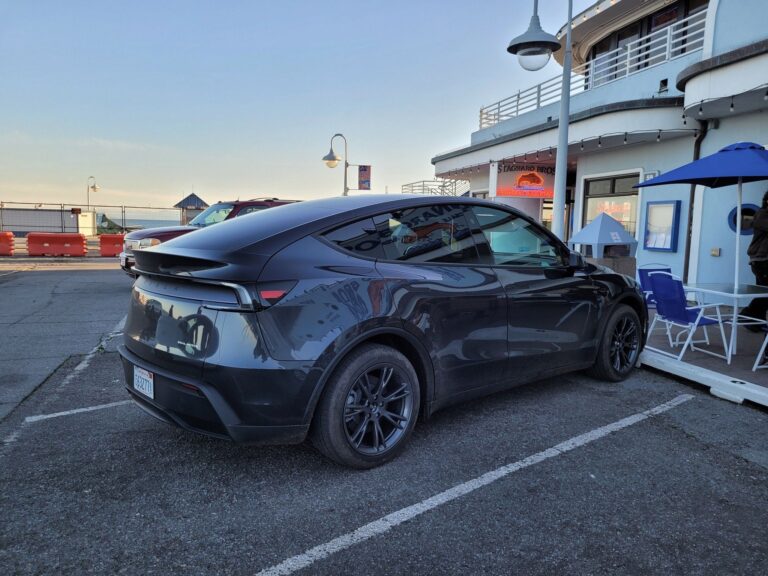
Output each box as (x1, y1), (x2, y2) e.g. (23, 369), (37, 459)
(119, 195), (647, 468)
(119, 198), (295, 275)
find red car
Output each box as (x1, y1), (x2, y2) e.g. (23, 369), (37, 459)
(120, 198), (295, 276)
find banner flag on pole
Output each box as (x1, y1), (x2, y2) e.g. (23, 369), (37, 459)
(358, 165), (371, 190)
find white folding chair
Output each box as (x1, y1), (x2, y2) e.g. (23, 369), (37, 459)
(646, 272), (728, 361)
(753, 328), (768, 372)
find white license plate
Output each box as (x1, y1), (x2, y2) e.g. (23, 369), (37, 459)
(133, 366), (154, 399)
(120, 255), (127, 267)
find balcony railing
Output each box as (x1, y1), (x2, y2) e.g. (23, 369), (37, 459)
(479, 9), (707, 129)
(402, 179), (470, 196)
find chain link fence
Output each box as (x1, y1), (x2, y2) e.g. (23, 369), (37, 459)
(0, 201), (182, 236)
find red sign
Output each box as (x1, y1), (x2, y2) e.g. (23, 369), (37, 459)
(497, 171), (553, 198)
(358, 165), (371, 190)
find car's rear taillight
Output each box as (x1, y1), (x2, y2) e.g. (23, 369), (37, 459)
(253, 281), (297, 307)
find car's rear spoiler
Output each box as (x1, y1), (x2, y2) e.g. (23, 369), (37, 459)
(133, 267), (256, 311)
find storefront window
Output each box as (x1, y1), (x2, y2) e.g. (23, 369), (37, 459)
(541, 200), (552, 230)
(583, 174), (639, 235)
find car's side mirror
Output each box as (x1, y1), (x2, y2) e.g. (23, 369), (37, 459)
(568, 251), (585, 269)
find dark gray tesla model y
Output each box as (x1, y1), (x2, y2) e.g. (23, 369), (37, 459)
(119, 195), (647, 468)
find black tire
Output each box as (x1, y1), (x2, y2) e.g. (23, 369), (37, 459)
(587, 304), (642, 382)
(311, 344), (420, 469)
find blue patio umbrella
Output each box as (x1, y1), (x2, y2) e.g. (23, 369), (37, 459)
(636, 142), (768, 284)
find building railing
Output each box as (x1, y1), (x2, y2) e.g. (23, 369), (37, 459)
(479, 9), (707, 129)
(401, 180), (470, 196)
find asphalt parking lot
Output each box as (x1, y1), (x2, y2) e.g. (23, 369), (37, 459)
(0, 261), (129, 420)
(1, 264), (768, 575)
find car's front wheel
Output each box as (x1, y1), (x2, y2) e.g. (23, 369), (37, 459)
(311, 344), (420, 469)
(588, 304), (642, 382)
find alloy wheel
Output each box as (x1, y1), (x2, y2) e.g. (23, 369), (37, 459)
(610, 315), (640, 373)
(342, 364), (414, 455)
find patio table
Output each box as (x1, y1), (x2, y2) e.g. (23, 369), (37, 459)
(684, 283), (768, 364)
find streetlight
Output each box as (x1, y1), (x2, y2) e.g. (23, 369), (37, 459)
(322, 133), (349, 196)
(507, 0), (573, 240)
(86, 176), (100, 211)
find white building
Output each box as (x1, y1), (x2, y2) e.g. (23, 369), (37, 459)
(426, 0), (768, 284)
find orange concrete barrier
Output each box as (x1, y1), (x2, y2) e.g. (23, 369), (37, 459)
(99, 233), (125, 257)
(27, 233), (87, 257)
(0, 231), (14, 256)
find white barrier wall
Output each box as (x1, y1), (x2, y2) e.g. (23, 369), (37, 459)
(0, 208), (80, 235)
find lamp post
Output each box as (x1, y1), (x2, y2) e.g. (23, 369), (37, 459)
(507, 0), (573, 240)
(322, 133), (349, 196)
(86, 175), (99, 211)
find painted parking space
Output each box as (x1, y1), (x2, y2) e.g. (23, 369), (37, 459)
(313, 420), (768, 576)
(2, 345), (767, 575)
(1, 268), (767, 575)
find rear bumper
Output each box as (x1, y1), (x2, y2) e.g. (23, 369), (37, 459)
(118, 344), (309, 444)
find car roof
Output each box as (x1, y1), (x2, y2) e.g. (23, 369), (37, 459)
(216, 198), (295, 205)
(158, 194), (515, 255)
(237, 194), (487, 215)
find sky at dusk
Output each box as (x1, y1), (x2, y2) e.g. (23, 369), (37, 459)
(0, 0), (592, 208)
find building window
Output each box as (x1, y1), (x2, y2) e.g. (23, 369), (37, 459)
(687, 0), (708, 13)
(649, 6), (680, 32)
(583, 174), (639, 236)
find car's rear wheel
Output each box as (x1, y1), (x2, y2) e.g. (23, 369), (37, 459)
(588, 304), (642, 382)
(311, 344), (420, 469)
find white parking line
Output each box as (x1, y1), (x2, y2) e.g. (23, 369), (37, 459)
(1, 314), (127, 447)
(55, 315), (126, 390)
(255, 393), (694, 576)
(24, 400), (133, 423)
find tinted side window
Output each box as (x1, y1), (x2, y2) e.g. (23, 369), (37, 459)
(323, 218), (383, 259)
(236, 206), (267, 216)
(376, 204), (478, 264)
(468, 206), (565, 267)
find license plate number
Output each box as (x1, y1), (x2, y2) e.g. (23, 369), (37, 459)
(133, 366), (154, 399)
(120, 255), (127, 267)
